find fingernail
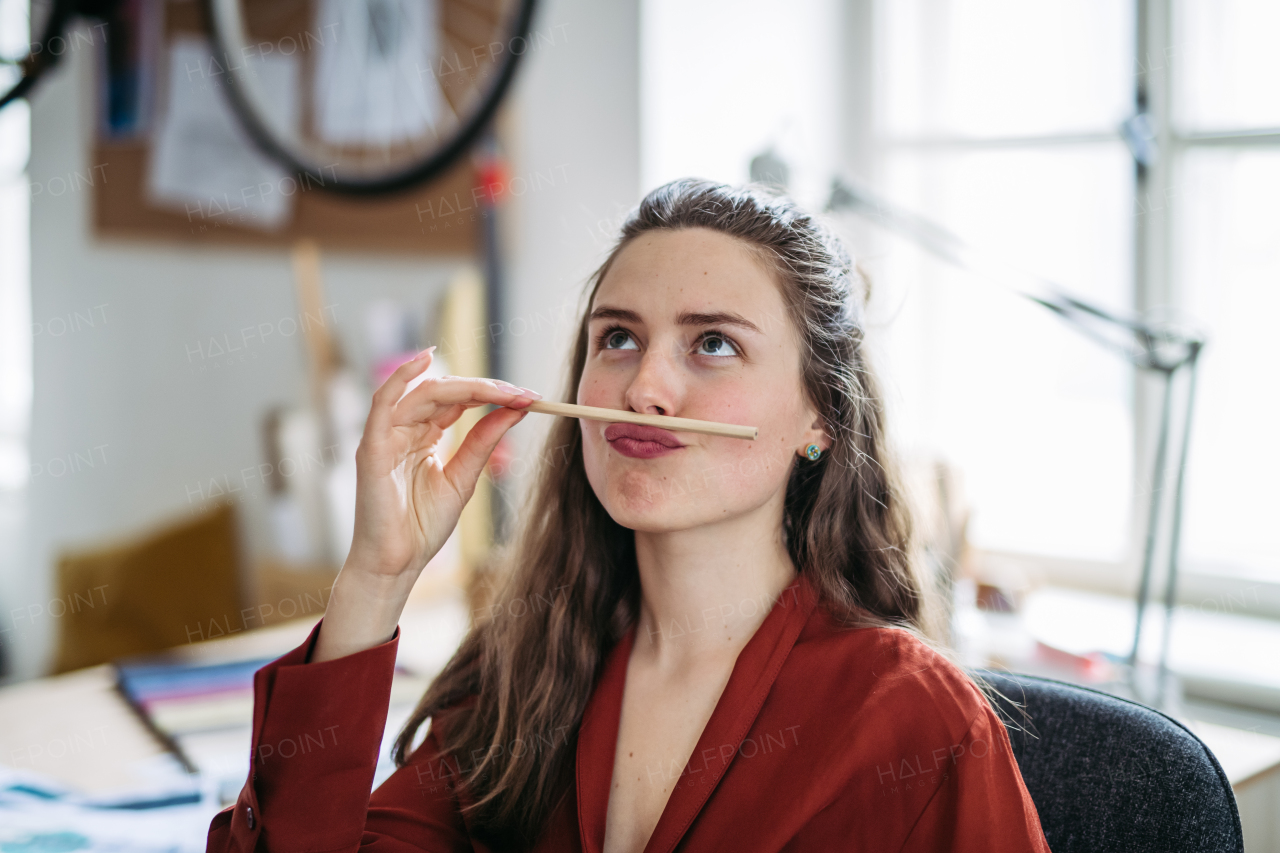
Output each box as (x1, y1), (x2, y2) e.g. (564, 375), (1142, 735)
(415, 346), (436, 361)
(522, 388), (542, 399)
(497, 382), (524, 394)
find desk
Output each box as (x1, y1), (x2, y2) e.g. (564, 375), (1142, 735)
(0, 591), (467, 802)
(1188, 720), (1280, 852)
(0, 662), (175, 794)
(4, 589), (1279, 850)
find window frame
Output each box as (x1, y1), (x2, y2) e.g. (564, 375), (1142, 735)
(840, 0), (1280, 621)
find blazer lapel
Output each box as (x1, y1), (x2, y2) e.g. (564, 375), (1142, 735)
(574, 574), (819, 853)
(643, 574), (817, 853)
(576, 621), (635, 853)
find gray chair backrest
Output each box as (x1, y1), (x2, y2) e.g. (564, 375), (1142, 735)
(973, 669), (1244, 853)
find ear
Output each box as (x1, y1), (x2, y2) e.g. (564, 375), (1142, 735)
(796, 412), (829, 459)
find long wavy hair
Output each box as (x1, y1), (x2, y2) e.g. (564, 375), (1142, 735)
(393, 178), (948, 849)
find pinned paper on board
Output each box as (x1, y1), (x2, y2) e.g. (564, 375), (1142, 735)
(147, 37), (299, 230)
(313, 0), (445, 145)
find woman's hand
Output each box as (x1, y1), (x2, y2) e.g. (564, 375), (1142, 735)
(348, 348), (539, 579)
(313, 349), (539, 662)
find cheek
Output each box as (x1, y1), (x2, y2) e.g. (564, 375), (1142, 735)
(697, 433), (793, 501)
(576, 362), (621, 408)
(580, 423), (607, 486)
(695, 397), (808, 500)
(576, 369), (613, 495)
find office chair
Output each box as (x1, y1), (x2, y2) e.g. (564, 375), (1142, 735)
(974, 669), (1244, 853)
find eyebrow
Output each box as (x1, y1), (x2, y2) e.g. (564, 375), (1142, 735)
(588, 306), (763, 334)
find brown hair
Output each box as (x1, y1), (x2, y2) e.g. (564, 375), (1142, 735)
(394, 178), (947, 848)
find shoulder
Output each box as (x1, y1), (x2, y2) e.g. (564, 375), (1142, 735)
(783, 602), (993, 742)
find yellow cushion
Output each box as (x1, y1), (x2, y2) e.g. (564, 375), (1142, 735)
(51, 503), (242, 673)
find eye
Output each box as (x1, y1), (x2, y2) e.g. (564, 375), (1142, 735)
(695, 333), (739, 357)
(598, 326), (639, 351)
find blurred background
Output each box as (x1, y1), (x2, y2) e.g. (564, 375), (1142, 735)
(0, 0), (1278, 848)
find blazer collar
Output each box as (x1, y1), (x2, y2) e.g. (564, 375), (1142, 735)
(576, 572), (819, 853)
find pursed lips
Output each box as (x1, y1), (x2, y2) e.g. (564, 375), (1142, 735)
(604, 423), (685, 458)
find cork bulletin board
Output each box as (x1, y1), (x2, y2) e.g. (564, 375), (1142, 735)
(91, 0), (509, 254)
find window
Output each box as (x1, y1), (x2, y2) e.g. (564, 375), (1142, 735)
(0, 94), (30, 492)
(866, 0), (1137, 565)
(859, 0), (1280, 598)
(1172, 1), (1280, 584)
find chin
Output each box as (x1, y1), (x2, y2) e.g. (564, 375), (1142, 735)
(601, 484), (691, 532)
(589, 460), (725, 532)
(602, 493), (708, 533)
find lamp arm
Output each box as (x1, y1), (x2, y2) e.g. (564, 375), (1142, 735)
(825, 177), (1204, 371)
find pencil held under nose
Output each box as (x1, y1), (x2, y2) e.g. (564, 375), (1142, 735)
(508, 400), (758, 441)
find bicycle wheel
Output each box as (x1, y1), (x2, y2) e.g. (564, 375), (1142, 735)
(0, 0), (72, 110)
(203, 0), (537, 196)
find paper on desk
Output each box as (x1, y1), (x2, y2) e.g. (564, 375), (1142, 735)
(0, 765), (215, 853)
(148, 36), (299, 230)
(0, 665), (175, 796)
(313, 0), (445, 145)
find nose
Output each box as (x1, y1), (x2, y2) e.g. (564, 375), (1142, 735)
(624, 341), (684, 417)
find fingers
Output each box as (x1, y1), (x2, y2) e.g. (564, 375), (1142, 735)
(392, 375), (539, 428)
(367, 349), (436, 434)
(428, 403), (467, 433)
(441, 405), (527, 502)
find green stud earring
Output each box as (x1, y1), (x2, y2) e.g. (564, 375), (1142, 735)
(805, 444), (822, 461)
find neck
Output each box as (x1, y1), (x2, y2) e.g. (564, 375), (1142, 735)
(631, 501), (797, 671)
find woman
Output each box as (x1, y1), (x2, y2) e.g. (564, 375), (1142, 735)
(207, 180), (1051, 852)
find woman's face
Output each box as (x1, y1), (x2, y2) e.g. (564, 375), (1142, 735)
(578, 227), (827, 533)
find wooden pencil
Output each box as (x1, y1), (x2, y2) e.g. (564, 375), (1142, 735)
(519, 400), (758, 440)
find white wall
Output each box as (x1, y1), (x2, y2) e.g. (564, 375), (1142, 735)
(501, 0), (641, 500)
(640, 0), (840, 211)
(6, 0), (640, 681)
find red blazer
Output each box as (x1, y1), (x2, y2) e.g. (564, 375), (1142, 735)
(207, 572), (1051, 851)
